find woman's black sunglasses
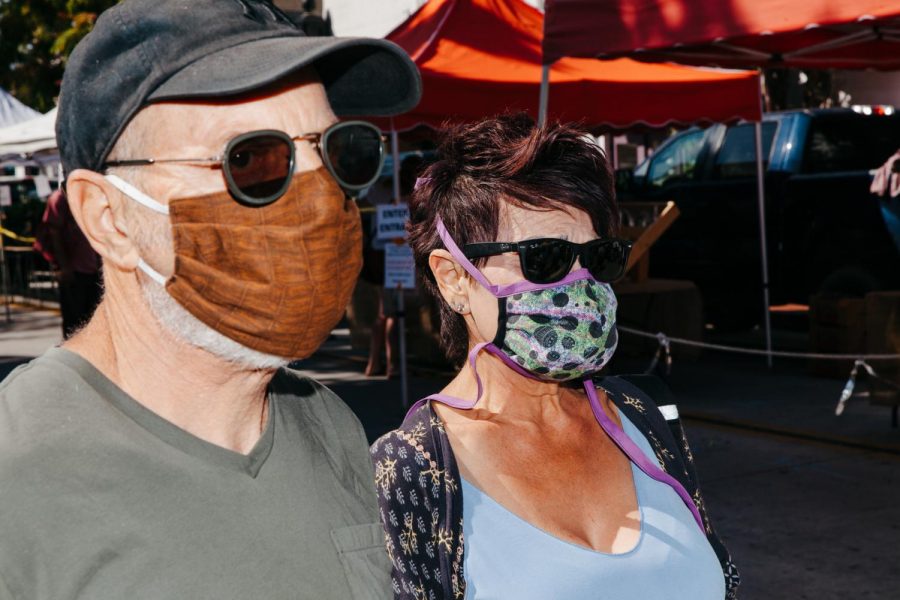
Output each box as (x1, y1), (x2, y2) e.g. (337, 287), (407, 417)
(464, 237), (633, 284)
(104, 120), (385, 206)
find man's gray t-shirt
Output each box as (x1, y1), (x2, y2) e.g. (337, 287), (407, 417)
(0, 348), (390, 599)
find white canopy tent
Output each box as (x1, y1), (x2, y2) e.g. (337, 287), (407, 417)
(0, 87), (40, 129)
(0, 108), (58, 158)
(0, 107), (61, 190)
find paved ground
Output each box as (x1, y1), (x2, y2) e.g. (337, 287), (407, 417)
(688, 424), (899, 599)
(0, 305), (61, 362)
(2, 306), (899, 599)
(639, 352), (900, 452)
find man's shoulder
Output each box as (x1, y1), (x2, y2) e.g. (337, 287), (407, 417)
(273, 366), (362, 431)
(272, 366), (375, 472)
(272, 367), (380, 506)
(0, 350), (104, 504)
(0, 350), (88, 432)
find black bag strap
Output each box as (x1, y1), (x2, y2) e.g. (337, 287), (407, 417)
(618, 374), (679, 410)
(610, 374), (694, 487)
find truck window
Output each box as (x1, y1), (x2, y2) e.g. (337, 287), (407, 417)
(714, 122), (777, 178)
(803, 114), (900, 173)
(647, 129), (705, 188)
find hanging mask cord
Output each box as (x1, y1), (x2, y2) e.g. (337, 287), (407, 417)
(582, 379), (706, 534)
(406, 341), (492, 417)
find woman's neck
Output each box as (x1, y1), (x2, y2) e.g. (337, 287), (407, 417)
(441, 348), (589, 424)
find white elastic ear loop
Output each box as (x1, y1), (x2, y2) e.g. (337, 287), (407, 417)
(105, 174), (170, 215)
(105, 175), (170, 285)
(137, 259), (167, 285)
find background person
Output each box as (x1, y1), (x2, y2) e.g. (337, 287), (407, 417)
(371, 114), (739, 599)
(35, 188), (102, 338)
(364, 154), (426, 377)
(0, 0), (420, 598)
(360, 177), (392, 376)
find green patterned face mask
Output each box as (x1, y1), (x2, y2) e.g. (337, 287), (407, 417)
(433, 217), (619, 383)
(494, 278), (618, 381)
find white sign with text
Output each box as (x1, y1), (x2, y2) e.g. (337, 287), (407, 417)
(375, 203), (410, 241)
(384, 242), (416, 289)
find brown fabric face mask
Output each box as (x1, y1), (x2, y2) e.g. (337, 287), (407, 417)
(153, 167), (361, 359)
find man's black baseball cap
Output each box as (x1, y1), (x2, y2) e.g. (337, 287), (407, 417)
(56, 0), (422, 176)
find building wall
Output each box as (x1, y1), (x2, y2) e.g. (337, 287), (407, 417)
(322, 0), (543, 37)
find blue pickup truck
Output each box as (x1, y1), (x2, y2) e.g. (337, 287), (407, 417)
(618, 107), (900, 329)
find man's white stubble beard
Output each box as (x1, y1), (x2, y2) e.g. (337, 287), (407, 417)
(139, 277), (291, 370)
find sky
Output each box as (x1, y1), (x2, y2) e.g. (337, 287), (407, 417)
(322, 0), (544, 38)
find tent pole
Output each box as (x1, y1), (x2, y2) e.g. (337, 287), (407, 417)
(538, 63), (550, 126)
(754, 75), (773, 368)
(391, 126), (401, 202)
(0, 222), (9, 324)
(390, 124), (409, 409)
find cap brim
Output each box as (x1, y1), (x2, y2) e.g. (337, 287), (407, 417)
(148, 36), (421, 117)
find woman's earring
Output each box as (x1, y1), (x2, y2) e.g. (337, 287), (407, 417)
(455, 302), (467, 314)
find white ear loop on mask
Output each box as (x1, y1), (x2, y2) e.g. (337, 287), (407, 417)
(105, 174), (170, 215)
(105, 174), (170, 285)
(136, 259), (167, 285)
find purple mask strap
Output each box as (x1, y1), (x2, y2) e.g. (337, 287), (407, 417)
(435, 217), (499, 295)
(583, 381), (706, 534)
(406, 342), (491, 419)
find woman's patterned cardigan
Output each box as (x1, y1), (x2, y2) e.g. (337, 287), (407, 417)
(370, 375), (741, 600)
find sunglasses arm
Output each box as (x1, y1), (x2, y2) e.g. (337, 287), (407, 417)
(461, 242), (519, 259)
(104, 157), (223, 167)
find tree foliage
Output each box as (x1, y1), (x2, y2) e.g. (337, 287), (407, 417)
(0, 0), (120, 112)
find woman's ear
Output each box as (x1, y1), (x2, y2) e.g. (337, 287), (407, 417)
(66, 169), (141, 271)
(428, 249), (470, 310)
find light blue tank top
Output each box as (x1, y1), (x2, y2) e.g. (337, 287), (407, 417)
(461, 409), (726, 600)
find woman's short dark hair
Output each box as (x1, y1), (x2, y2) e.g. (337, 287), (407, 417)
(408, 113), (619, 365)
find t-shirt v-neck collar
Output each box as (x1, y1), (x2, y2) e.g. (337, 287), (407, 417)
(47, 347), (276, 477)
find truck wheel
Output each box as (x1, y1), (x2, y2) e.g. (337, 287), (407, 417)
(818, 267), (883, 298)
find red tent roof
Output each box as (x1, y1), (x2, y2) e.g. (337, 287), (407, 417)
(543, 0), (900, 69)
(380, 0), (761, 131)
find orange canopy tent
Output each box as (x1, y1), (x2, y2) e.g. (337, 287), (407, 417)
(378, 0), (761, 131)
(542, 0), (900, 69)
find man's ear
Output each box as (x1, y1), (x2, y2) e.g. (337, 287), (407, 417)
(65, 169), (140, 271)
(428, 249), (469, 308)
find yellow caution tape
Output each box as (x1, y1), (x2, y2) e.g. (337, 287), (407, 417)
(0, 227), (36, 243)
